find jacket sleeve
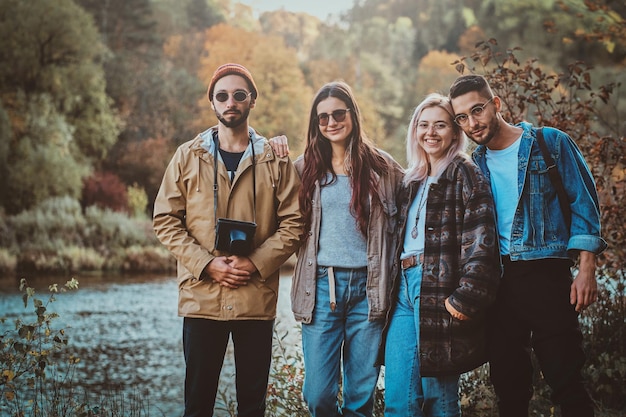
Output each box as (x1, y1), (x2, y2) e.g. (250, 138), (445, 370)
(447, 161), (500, 319)
(152, 146), (215, 279)
(248, 153), (304, 279)
(546, 128), (608, 255)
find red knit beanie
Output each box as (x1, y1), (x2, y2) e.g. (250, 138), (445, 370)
(207, 63), (258, 101)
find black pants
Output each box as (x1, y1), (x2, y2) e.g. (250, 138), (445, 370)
(182, 317), (274, 417)
(487, 257), (594, 417)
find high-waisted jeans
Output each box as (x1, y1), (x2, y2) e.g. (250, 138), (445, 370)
(302, 266), (383, 417)
(384, 263), (460, 417)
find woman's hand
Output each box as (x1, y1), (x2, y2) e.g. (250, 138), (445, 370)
(445, 297), (470, 320)
(269, 135), (290, 157)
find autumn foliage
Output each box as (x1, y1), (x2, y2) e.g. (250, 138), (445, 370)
(81, 171), (129, 213)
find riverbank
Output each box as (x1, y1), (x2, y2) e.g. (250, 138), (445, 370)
(1, 269), (623, 417)
(0, 268), (301, 417)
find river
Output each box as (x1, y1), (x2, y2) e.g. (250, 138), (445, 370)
(0, 269), (302, 417)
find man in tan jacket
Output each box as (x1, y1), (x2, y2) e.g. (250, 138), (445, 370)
(153, 63), (302, 417)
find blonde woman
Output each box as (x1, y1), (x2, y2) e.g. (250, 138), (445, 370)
(383, 93), (500, 416)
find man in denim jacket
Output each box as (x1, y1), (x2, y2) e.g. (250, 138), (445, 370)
(449, 75), (607, 417)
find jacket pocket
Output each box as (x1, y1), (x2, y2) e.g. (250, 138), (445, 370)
(527, 157), (559, 245)
(449, 315), (487, 368)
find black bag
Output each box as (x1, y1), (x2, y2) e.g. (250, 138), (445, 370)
(215, 218), (257, 255)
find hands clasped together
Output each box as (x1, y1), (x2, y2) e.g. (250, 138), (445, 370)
(204, 256), (257, 289)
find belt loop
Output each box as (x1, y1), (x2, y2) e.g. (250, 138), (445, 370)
(328, 266), (336, 312)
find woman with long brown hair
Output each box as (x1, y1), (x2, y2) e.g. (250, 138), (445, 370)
(290, 81), (404, 417)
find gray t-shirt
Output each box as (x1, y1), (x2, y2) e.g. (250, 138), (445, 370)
(317, 175), (368, 268)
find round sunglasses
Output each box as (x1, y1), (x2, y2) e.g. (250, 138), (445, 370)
(214, 90), (252, 103)
(317, 109), (351, 126)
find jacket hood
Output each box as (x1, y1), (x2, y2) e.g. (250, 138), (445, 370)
(194, 126), (268, 157)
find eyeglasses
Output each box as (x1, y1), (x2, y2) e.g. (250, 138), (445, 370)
(317, 109), (351, 126)
(454, 97), (494, 126)
(417, 121), (451, 132)
(214, 90), (252, 103)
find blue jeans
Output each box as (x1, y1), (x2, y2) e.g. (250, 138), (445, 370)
(182, 318), (274, 417)
(384, 264), (460, 417)
(302, 266), (383, 417)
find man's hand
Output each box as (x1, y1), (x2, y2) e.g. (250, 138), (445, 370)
(226, 256), (258, 274)
(204, 256), (251, 289)
(269, 135), (290, 158)
(570, 251), (598, 312)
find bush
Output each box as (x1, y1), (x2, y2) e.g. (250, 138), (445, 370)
(582, 270), (626, 410)
(82, 171), (129, 213)
(0, 248), (16, 275)
(0, 197), (166, 274)
(127, 183), (149, 219)
(1, 278), (79, 415)
(9, 196), (86, 252)
(120, 245), (175, 273)
(83, 205), (153, 249)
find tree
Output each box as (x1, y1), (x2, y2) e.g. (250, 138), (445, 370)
(259, 10), (322, 60)
(77, 0), (163, 141)
(3, 94), (90, 214)
(187, 0), (224, 31)
(0, 0), (120, 213)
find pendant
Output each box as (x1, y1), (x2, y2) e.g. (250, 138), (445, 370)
(411, 225), (418, 239)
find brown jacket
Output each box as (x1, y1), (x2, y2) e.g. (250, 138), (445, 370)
(290, 150), (404, 323)
(153, 127), (303, 320)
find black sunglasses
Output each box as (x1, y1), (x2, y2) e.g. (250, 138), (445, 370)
(317, 109), (351, 126)
(214, 90), (252, 103)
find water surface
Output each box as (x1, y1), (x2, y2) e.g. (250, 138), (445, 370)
(0, 270), (300, 416)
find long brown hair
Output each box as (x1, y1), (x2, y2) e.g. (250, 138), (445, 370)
(299, 81), (389, 236)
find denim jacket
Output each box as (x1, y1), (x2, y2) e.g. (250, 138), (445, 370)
(472, 121), (607, 261)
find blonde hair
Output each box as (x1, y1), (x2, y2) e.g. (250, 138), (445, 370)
(404, 93), (468, 185)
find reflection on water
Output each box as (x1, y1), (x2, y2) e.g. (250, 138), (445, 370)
(0, 270), (300, 417)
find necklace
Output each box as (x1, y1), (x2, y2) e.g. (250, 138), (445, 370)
(410, 181), (429, 239)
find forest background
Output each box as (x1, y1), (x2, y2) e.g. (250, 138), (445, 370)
(0, 0), (624, 415)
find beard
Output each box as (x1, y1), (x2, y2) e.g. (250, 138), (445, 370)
(215, 107), (250, 128)
(466, 116), (500, 147)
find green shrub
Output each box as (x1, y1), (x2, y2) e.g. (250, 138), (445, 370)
(0, 278), (79, 415)
(83, 205), (155, 249)
(582, 270), (626, 411)
(58, 246), (106, 273)
(266, 329), (308, 416)
(127, 183), (149, 219)
(120, 245), (175, 273)
(0, 248), (17, 275)
(0, 196), (167, 274)
(0, 208), (16, 250)
(8, 196), (86, 252)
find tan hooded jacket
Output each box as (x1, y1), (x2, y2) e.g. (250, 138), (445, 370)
(153, 127), (303, 320)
